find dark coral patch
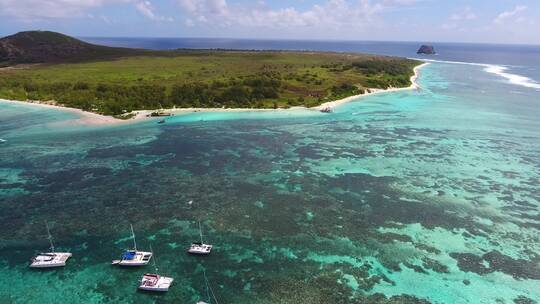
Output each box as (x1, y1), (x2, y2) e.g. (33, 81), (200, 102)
(450, 251), (540, 280)
(514, 296), (537, 304)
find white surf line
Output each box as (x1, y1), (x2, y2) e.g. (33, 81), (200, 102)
(483, 65), (540, 90)
(408, 58), (490, 67)
(410, 58), (540, 91)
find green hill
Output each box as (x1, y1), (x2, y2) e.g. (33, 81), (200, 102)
(0, 31), (143, 64)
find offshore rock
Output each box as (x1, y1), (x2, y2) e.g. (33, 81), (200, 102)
(417, 45), (436, 55)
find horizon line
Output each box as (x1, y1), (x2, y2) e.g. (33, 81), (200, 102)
(76, 35), (540, 47)
(1, 30), (539, 47)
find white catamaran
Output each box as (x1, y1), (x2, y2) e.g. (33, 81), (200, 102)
(30, 221), (72, 268)
(138, 245), (174, 292)
(188, 221), (213, 255)
(112, 224), (152, 266)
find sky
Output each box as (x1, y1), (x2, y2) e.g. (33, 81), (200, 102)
(0, 0), (538, 44)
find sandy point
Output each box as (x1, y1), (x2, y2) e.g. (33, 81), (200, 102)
(313, 62), (429, 111)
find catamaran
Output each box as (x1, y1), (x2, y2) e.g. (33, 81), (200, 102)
(112, 224), (152, 266)
(138, 246), (174, 292)
(30, 221), (72, 268)
(188, 221), (213, 255)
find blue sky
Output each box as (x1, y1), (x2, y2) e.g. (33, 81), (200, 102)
(0, 0), (538, 44)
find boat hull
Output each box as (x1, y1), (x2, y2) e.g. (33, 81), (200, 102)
(139, 287), (169, 292)
(138, 274), (174, 292)
(30, 262), (67, 268)
(188, 243), (212, 255)
(117, 261), (150, 266)
(138, 286), (171, 292)
(112, 250), (152, 266)
(30, 252), (72, 268)
(187, 249), (212, 255)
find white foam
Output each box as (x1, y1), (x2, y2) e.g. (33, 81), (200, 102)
(411, 58), (540, 91)
(483, 65), (540, 90)
(410, 58), (488, 67)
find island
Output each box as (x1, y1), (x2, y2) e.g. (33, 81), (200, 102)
(0, 31), (423, 118)
(417, 45), (436, 55)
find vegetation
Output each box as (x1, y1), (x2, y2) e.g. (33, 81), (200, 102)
(0, 32), (421, 115)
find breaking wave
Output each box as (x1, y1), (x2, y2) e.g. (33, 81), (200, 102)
(412, 58), (540, 90)
(482, 65), (540, 90)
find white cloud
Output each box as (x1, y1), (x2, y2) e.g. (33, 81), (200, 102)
(494, 5), (527, 24)
(135, 1), (174, 22)
(179, 0), (228, 16)
(440, 23), (457, 30)
(450, 6), (476, 21)
(100, 14), (114, 24)
(0, 0), (173, 23)
(442, 6), (476, 31)
(185, 18), (195, 27)
(177, 0), (415, 31)
(136, 1), (155, 19)
(0, 0), (129, 20)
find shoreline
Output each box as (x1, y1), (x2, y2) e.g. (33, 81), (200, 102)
(0, 62), (428, 126)
(0, 99), (125, 125)
(313, 62), (429, 110)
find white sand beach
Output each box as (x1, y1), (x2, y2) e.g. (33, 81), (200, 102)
(313, 62), (429, 110)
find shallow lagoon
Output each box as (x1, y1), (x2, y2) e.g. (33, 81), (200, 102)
(0, 63), (539, 303)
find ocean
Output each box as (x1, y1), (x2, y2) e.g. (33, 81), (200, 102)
(0, 39), (539, 304)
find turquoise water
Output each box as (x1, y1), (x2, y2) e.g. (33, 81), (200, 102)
(0, 62), (539, 303)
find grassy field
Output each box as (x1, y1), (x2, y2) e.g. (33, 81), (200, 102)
(0, 50), (421, 116)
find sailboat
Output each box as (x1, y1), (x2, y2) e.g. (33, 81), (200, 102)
(138, 245), (174, 292)
(112, 224), (152, 266)
(30, 221), (72, 268)
(196, 269), (219, 304)
(188, 221), (212, 255)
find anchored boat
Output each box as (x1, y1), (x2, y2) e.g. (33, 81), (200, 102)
(320, 107), (333, 113)
(30, 221), (72, 268)
(139, 273), (174, 292)
(138, 246), (174, 292)
(188, 221), (212, 255)
(112, 224), (152, 266)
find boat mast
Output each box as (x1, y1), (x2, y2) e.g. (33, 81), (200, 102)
(208, 280), (219, 304)
(204, 269), (219, 304)
(203, 269), (211, 304)
(198, 221), (204, 244)
(45, 221), (55, 253)
(130, 224), (137, 251)
(150, 244), (158, 273)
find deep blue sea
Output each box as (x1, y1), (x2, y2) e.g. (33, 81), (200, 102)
(1, 39), (539, 304)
